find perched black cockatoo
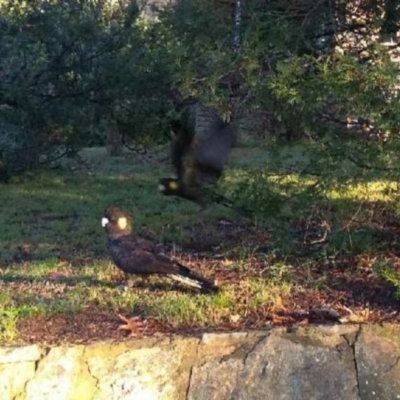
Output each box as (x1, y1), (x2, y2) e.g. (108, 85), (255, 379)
(158, 109), (236, 208)
(101, 206), (219, 293)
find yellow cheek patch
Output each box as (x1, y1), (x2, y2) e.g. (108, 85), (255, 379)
(117, 217), (128, 230)
(168, 181), (178, 190)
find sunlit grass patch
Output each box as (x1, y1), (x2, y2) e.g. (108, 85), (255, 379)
(1, 143), (400, 342)
(144, 292), (230, 327)
(325, 180), (400, 203)
(224, 168), (400, 205)
(0, 256), (296, 340)
(374, 258), (400, 299)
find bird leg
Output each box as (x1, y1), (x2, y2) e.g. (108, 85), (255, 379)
(118, 274), (151, 290)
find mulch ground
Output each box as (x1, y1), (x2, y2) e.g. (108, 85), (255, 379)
(15, 270), (400, 346)
(6, 215), (400, 346)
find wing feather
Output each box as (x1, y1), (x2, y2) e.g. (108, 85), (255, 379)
(108, 236), (179, 275)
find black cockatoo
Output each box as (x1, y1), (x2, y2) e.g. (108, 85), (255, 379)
(158, 108), (236, 208)
(101, 206), (219, 293)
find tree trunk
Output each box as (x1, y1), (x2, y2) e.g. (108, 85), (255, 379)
(232, 0), (242, 54)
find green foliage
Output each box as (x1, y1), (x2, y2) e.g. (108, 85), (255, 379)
(0, 0), (175, 179)
(267, 52), (400, 132)
(0, 114), (38, 181)
(1, 144), (400, 342)
(0, 308), (19, 341)
(153, 0), (400, 229)
(155, 0), (335, 116)
(374, 258), (400, 298)
(224, 167), (285, 217)
(155, 0), (400, 173)
(156, 0), (235, 116)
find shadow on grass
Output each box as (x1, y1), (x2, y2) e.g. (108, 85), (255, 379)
(1, 145), (400, 336)
(0, 272), (209, 295)
(330, 274), (398, 309)
(0, 273), (115, 288)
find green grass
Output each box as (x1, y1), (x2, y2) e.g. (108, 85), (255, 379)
(1, 144), (400, 342)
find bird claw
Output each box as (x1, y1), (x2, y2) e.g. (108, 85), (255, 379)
(117, 314), (147, 337)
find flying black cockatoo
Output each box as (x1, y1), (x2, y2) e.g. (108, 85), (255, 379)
(158, 108), (236, 208)
(101, 206), (219, 293)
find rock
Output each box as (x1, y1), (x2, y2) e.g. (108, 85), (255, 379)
(0, 345), (42, 364)
(87, 346), (183, 400)
(1, 326), (400, 399)
(0, 361), (36, 400)
(198, 331), (252, 360)
(189, 329), (358, 400)
(188, 358), (242, 400)
(26, 346), (97, 400)
(356, 325), (400, 400)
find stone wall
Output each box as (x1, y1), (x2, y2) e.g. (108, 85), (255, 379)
(1, 325), (400, 400)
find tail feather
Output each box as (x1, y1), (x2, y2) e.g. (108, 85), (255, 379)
(169, 265), (219, 293)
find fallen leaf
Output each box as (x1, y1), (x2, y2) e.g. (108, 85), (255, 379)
(272, 314), (295, 324)
(271, 295), (286, 313)
(47, 272), (68, 280)
(230, 314), (241, 323)
(338, 306), (369, 323)
(222, 258), (234, 267)
(117, 314), (147, 337)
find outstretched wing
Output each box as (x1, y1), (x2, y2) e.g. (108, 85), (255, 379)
(194, 122), (236, 178)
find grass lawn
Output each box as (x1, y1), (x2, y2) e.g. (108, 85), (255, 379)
(1, 144), (400, 344)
